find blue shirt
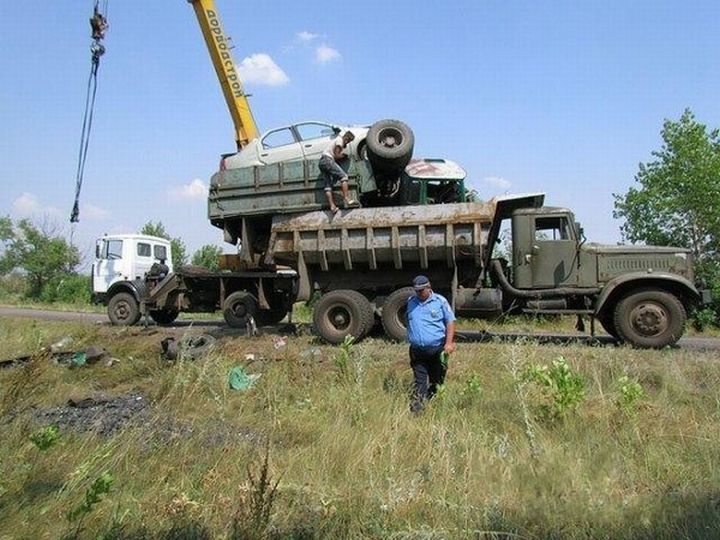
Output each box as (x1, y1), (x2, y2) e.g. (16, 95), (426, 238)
(406, 291), (456, 349)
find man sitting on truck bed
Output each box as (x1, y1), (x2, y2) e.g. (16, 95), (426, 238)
(320, 130), (360, 213)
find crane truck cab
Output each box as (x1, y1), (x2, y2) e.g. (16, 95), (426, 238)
(91, 234), (173, 319)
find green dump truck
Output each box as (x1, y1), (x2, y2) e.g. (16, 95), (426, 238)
(206, 157), (710, 349)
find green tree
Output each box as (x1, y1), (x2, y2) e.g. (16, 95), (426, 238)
(140, 221), (187, 269)
(0, 217), (81, 298)
(613, 109), (720, 312)
(191, 244), (223, 271)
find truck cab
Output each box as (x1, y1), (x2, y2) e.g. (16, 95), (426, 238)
(92, 234), (173, 303)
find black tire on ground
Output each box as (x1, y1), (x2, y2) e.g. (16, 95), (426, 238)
(107, 292), (141, 326)
(255, 308), (288, 327)
(366, 119), (414, 173)
(613, 288), (687, 349)
(381, 287), (415, 342)
(178, 334), (217, 360)
(149, 309), (179, 326)
(223, 291), (259, 328)
(313, 290), (374, 344)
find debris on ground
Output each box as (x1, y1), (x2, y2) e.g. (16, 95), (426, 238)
(228, 366), (261, 390)
(0, 346), (112, 369)
(50, 336), (73, 352)
(161, 335), (217, 361)
(272, 335), (288, 349)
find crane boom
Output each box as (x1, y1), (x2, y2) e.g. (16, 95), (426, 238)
(188, 0), (259, 149)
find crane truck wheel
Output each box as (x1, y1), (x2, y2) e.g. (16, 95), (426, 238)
(366, 119), (414, 173)
(313, 290), (374, 344)
(223, 291), (259, 328)
(150, 309), (179, 326)
(107, 292), (141, 326)
(381, 287), (414, 342)
(613, 288), (686, 349)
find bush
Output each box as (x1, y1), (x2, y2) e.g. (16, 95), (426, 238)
(39, 274), (91, 304)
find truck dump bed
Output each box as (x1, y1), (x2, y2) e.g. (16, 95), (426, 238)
(267, 201), (496, 271)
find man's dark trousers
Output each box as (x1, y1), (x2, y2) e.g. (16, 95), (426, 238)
(409, 345), (447, 411)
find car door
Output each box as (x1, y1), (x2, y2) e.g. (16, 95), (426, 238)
(295, 122), (338, 160)
(258, 127), (303, 164)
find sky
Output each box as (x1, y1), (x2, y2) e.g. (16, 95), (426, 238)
(1, 1), (719, 268)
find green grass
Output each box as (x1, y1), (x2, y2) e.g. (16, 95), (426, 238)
(1, 317), (720, 538)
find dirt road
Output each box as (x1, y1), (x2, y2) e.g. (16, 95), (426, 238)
(1, 306), (718, 351)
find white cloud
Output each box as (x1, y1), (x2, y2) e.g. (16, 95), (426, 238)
(297, 30), (319, 42)
(169, 179), (208, 201)
(12, 193), (41, 216)
(82, 202), (110, 221)
(315, 44), (341, 64)
(238, 54), (289, 86)
(482, 176), (512, 190)
(11, 192), (63, 219)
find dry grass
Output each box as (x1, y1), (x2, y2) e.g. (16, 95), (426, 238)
(1, 317), (720, 539)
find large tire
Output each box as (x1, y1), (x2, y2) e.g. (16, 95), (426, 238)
(107, 292), (141, 326)
(313, 290), (374, 344)
(613, 289), (686, 349)
(366, 119), (414, 173)
(597, 312), (619, 340)
(223, 291), (258, 328)
(381, 287), (414, 342)
(150, 309), (179, 326)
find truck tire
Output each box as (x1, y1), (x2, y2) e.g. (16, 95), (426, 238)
(107, 292), (141, 326)
(313, 290), (374, 344)
(597, 312), (619, 340)
(366, 119), (414, 173)
(150, 309), (179, 326)
(381, 287), (414, 342)
(223, 291), (258, 328)
(255, 308), (288, 326)
(613, 289), (686, 349)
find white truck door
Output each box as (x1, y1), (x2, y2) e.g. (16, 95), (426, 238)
(133, 240), (156, 280)
(94, 238), (124, 293)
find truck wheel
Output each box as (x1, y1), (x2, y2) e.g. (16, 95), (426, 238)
(366, 119), (414, 173)
(107, 292), (141, 326)
(255, 308), (288, 326)
(313, 290), (374, 344)
(150, 309), (179, 326)
(381, 287), (414, 342)
(597, 312), (619, 340)
(223, 291), (258, 328)
(613, 289), (686, 349)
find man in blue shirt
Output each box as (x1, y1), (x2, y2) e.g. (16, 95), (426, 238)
(406, 275), (456, 413)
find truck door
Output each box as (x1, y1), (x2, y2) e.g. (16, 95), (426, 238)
(529, 215), (577, 288)
(94, 238), (124, 293)
(134, 241), (157, 280)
